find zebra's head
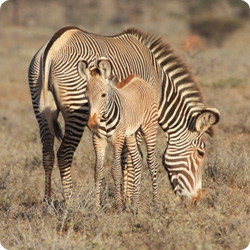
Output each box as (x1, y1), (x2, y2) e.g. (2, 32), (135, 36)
(163, 108), (220, 204)
(78, 59), (114, 133)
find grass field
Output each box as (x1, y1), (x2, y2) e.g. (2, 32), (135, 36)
(0, 1), (250, 249)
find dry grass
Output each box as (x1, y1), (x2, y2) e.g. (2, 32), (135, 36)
(1, 1), (250, 249)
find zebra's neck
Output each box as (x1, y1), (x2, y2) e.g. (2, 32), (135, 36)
(160, 76), (205, 133)
(102, 86), (121, 134)
(125, 28), (206, 135)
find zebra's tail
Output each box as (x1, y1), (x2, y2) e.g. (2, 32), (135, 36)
(39, 59), (63, 141)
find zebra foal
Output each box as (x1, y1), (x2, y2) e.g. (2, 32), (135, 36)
(78, 58), (159, 209)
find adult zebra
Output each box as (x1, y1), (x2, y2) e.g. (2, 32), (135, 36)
(28, 26), (220, 204)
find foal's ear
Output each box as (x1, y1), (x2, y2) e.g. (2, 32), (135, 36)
(195, 108), (220, 136)
(78, 61), (91, 81)
(97, 59), (113, 80)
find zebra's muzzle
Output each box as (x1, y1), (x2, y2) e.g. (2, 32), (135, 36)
(88, 113), (99, 132)
(191, 188), (202, 206)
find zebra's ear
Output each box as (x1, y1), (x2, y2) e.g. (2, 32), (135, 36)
(78, 60), (91, 81)
(97, 59), (113, 80)
(195, 108), (220, 136)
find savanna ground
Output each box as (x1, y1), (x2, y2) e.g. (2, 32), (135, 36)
(0, 0), (250, 249)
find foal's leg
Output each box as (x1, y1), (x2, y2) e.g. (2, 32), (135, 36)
(121, 144), (134, 203)
(141, 109), (159, 204)
(122, 131), (143, 204)
(112, 133), (126, 209)
(126, 134), (143, 208)
(92, 134), (107, 209)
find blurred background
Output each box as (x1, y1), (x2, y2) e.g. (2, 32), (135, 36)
(0, 0), (249, 85)
(0, 0), (249, 39)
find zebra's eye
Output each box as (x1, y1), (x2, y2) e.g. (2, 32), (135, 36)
(197, 149), (205, 158)
(101, 93), (106, 98)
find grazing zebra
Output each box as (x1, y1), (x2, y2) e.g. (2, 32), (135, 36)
(78, 58), (159, 208)
(28, 26), (220, 204)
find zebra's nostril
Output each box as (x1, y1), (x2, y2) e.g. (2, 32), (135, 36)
(192, 199), (198, 207)
(191, 188), (202, 206)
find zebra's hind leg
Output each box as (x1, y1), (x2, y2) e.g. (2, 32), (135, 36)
(146, 146), (159, 204)
(126, 134), (143, 209)
(38, 115), (55, 204)
(121, 144), (134, 204)
(56, 116), (86, 202)
(141, 122), (159, 205)
(122, 131), (143, 206)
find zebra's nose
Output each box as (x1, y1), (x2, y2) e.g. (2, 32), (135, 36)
(191, 188), (202, 206)
(88, 113), (99, 132)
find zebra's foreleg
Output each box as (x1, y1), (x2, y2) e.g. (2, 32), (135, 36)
(112, 136), (125, 210)
(92, 134), (107, 209)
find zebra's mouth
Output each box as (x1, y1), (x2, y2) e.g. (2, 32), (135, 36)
(88, 113), (100, 132)
(191, 188), (202, 206)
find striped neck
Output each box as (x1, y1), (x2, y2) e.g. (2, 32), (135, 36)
(124, 28), (206, 132)
(101, 86), (121, 135)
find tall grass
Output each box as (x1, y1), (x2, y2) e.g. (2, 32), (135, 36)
(0, 80), (249, 249)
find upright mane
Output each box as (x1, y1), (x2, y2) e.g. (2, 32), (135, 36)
(115, 74), (135, 89)
(124, 28), (206, 106)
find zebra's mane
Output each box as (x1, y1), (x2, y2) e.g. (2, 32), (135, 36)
(115, 74), (135, 89)
(123, 28), (206, 107)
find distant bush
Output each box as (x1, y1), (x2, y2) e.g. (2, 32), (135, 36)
(189, 16), (243, 45)
(185, 0), (248, 46)
(186, 0), (249, 18)
(186, 0), (218, 15)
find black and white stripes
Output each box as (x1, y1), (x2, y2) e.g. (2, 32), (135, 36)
(78, 59), (159, 208)
(28, 26), (219, 204)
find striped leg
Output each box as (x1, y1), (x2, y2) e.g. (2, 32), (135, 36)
(141, 111), (159, 204)
(92, 134), (107, 209)
(122, 131), (143, 204)
(38, 115), (55, 203)
(126, 134), (143, 208)
(121, 145), (128, 202)
(145, 138), (158, 204)
(57, 116), (86, 201)
(121, 144), (134, 203)
(112, 135), (126, 209)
